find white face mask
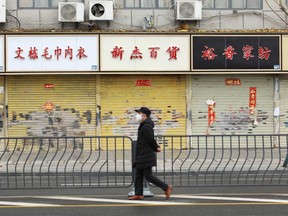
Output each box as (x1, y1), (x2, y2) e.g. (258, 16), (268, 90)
(135, 113), (142, 121)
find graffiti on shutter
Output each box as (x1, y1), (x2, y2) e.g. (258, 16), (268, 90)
(8, 105), (93, 137)
(102, 107), (185, 140)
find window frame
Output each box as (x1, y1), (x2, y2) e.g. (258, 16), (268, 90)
(17, 0), (67, 9)
(123, 0), (172, 9)
(122, 0), (262, 10)
(17, 0), (263, 10)
(203, 0), (263, 10)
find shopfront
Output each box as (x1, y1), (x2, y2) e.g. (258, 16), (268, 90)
(7, 75), (97, 137)
(279, 35), (288, 136)
(99, 35), (190, 148)
(0, 33), (285, 149)
(5, 35), (99, 139)
(100, 75), (187, 140)
(0, 35), (4, 139)
(190, 75), (274, 135)
(190, 35), (280, 139)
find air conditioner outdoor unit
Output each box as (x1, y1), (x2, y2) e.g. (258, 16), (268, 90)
(89, 0), (114, 21)
(58, 2), (84, 22)
(0, 0), (6, 23)
(176, 0), (202, 20)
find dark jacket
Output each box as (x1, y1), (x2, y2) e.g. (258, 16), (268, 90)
(134, 117), (160, 169)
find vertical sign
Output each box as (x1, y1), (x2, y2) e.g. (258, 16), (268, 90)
(208, 103), (216, 126)
(249, 87), (257, 114)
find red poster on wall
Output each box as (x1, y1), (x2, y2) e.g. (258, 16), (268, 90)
(41, 101), (55, 112)
(208, 104), (216, 126)
(249, 87), (257, 114)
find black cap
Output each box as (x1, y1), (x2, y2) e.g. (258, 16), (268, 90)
(135, 107), (151, 117)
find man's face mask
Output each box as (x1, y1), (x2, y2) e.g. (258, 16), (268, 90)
(135, 113), (142, 121)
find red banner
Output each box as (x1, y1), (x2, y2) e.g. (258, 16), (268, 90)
(249, 87), (256, 114)
(208, 104), (216, 126)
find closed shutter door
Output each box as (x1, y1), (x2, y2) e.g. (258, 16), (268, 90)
(7, 75), (97, 139)
(279, 75), (288, 134)
(100, 75), (186, 148)
(191, 75), (274, 136)
(0, 76), (4, 138)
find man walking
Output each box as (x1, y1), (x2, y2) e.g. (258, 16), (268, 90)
(129, 107), (172, 200)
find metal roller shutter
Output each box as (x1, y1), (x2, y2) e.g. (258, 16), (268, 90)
(7, 75), (97, 141)
(279, 75), (288, 134)
(191, 75), (274, 136)
(0, 76), (4, 138)
(100, 75), (187, 149)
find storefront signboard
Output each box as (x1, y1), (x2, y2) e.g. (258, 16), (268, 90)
(100, 35), (190, 71)
(192, 36), (280, 71)
(6, 35), (99, 72)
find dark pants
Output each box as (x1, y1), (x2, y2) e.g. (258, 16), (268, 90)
(135, 167), (168, 196)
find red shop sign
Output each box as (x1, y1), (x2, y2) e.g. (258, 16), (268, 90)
(43, 84), (55, 89)
(225, 79), (241, 86)
(135, 80), (151, 86)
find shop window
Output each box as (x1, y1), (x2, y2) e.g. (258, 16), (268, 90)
(18, 0), (67, 9)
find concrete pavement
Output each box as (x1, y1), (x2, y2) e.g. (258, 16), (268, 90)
(0, 186), (287, 216)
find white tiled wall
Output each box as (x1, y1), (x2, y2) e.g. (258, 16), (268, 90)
(2, 0), (288, 30)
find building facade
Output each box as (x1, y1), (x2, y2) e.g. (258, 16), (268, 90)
(0, 0), (287, 149)
(2, 0), (288, 30)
